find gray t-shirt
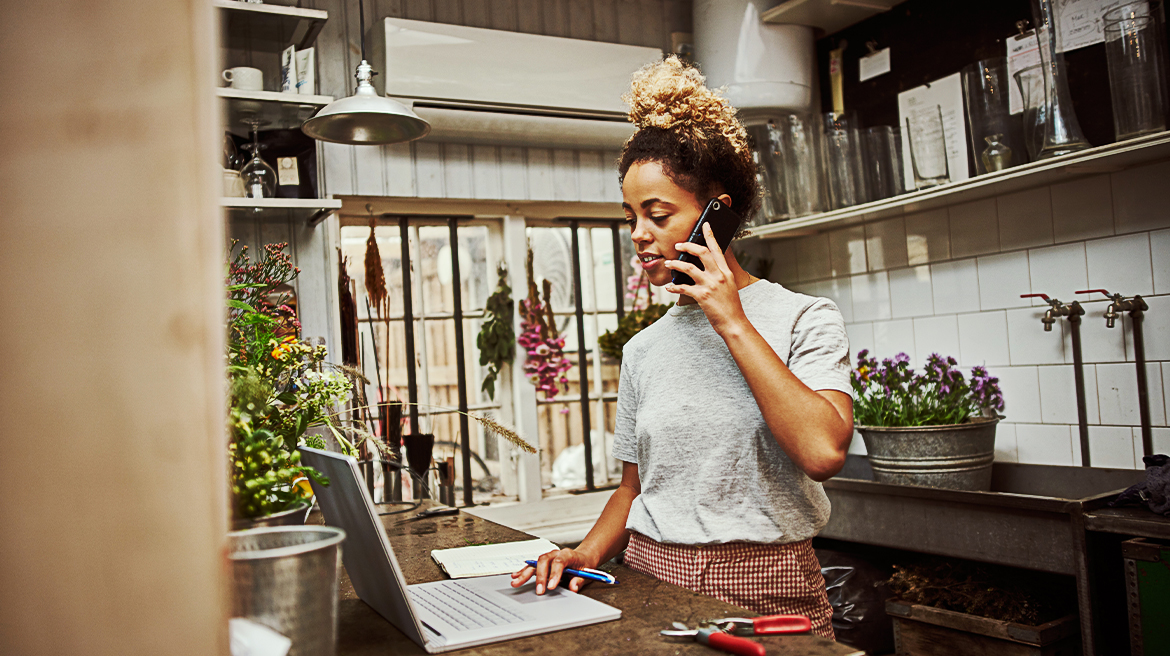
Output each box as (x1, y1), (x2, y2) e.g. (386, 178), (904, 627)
(611, 280), (851, 546)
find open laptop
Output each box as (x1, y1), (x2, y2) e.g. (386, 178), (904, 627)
(298, 447), (621, 653)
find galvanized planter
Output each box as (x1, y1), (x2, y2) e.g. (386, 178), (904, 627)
(229, 525), (346, 656)
(857, 418), (999, 491)
(231, 500), (313, 531)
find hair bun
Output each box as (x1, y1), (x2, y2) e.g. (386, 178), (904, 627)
(623, 55), (748, 155)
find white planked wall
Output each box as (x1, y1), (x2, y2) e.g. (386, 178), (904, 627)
(322, 142), (624, 202)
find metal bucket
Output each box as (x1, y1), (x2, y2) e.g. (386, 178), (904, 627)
(857, 419), (999, 491)
(229, 526), (346, 656)
(231, 500), (312, 531)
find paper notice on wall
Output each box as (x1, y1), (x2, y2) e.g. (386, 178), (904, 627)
(1007, 32), (1043, 114)
(859, 48), (891, 82)
(897, 73), (970, 188)
(1057, 0), (1124, 52)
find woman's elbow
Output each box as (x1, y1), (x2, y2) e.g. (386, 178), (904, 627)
(803, 447), (847, 482)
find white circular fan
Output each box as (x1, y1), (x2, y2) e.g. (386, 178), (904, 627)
(529, 229), (575, 333)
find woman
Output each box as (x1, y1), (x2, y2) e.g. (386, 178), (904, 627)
(511, 56), (853, 639)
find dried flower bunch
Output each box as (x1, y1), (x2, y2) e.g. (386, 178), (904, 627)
(517, 246), (571, 404)
(852, 351), (1005, 427)
(226, 241), (354, 519)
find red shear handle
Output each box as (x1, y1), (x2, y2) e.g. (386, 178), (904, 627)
(752, 614), (811, 634)
(698, 628), (766, 656)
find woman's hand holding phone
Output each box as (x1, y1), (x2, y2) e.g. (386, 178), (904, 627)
(510, 547), (590, 594)
(665, 222), (749, 336)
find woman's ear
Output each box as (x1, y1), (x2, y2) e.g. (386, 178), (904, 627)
(717, 193), (733, 207)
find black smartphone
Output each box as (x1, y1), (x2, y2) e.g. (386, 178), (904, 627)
(671, 198), (742, 287)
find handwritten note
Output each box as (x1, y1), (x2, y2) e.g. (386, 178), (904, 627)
(431, 538), (560, 579)
(897, 73), (970, 188)
(1056, 0), (1124, 52)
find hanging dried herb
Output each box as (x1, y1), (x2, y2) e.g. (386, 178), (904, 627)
(364, 215), (388, 318)
(337, 250), (359, 365)
(477, 263), (515, 400)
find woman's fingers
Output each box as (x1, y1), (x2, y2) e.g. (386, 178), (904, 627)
(701, 223), (732, 274)
(567, 576), (588, 592)
(510, 563), (535, 587)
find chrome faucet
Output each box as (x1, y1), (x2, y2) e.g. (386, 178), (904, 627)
(1021, 292), (1090, 465)
(1022, 293), (1084, 331)
(1078, 288), (1149, 328)
(1077, 289), (1153, 457)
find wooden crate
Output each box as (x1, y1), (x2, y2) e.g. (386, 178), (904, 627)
(886, 599), (1081, 656)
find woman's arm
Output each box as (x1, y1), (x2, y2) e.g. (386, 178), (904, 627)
(511, 461), (641, 594)
(666, 223), (853, 482)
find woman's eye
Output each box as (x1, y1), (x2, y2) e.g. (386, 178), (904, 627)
(650, 214), (669, 221)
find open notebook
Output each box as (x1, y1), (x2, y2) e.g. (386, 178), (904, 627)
(431, 539), (559, 579)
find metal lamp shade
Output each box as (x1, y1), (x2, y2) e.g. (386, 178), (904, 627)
(302, 61), (430, 145)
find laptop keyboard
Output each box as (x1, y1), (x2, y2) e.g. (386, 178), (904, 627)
(409, 581), (528, 631)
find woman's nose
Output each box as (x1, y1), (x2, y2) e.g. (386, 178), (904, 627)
(630, 218), (650, 245)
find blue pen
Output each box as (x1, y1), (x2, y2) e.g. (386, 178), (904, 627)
(523, 560), (618, 585)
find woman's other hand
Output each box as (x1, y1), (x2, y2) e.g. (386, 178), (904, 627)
(664, 222), (748, 335)
(510, 548), (590, 594)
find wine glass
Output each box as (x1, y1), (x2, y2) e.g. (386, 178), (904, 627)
(239, 118), (276, 199)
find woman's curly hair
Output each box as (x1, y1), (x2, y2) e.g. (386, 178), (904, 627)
(618, 56), (760, 219)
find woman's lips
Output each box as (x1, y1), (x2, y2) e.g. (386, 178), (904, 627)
(639, 254), (663, 271)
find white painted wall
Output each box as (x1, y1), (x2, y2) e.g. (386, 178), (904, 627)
(754, 160), (1170, 470)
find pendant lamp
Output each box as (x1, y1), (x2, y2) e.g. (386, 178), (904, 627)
(301, 0), (430, 145)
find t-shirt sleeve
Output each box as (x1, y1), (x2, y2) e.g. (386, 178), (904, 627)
(788, 298), (852, 397)
(610, 357), (639, 464)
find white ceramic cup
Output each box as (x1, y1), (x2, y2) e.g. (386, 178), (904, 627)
(222, 67), (263, 91)
(222, 169), (246, 197)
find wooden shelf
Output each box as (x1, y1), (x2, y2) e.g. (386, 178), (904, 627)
(745, 131), (1170, 241)
(217, 88), (332, 134)
(214, 0), (328, 50)
(761, 0), (901, 35)
(221, 197), (342, 224)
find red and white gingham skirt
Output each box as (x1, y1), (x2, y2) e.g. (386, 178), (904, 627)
(624, 532), (835, 640)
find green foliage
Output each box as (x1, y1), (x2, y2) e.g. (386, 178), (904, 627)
(226, 240), (351, 520)
(229, 426), (328, 519)
(598, 303), (672, 362)
(477, 271), (515, 400)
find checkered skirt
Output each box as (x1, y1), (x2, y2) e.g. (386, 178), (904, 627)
(624, 532), (835, 640)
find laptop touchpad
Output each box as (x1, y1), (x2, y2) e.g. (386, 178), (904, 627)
(496, 584), (567, 604)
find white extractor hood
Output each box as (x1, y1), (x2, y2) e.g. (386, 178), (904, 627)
(370, 18), (662, 149)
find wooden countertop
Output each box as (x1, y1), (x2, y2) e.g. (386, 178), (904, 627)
(327, 503), (862, 656)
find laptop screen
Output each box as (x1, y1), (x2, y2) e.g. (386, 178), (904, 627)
(298, 447), (427, 648)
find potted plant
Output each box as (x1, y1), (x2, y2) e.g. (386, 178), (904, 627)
(598, 260), (671, 363)
(851, 351), (1004, 491)
(226, 241), (357, 528)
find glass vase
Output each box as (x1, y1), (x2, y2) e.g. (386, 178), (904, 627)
(1031, 0), (1093, 158)
(1104, 2), (1168, 140)
(981, 134), (1013, 172)
(962, 58), (1027, 173)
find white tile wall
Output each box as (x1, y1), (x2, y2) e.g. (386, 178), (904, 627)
(889, 266), (934, 318)
(958, 311), (1011, 366)
(1089, 425), (1138, 468)
(851, 272), (892, 322)
(1038, 364), (1100, 424)
(1006, 306), (1067, 365)
(772, 165), (1167, 469)
(1112, 160), (1170, 234)
(829, 226), (867, 278)
(1051, 174), (1114, 243)
(914, 315), (960, 360)
(1086, 232), (1154, 297)
(931, 260), (981, 314)
(949, 198), (999, 258)
(998, 187), (1054, 250)
(978, 251), (1032, 310)
(996, 366), (1043, 423)
(994, 422), (1018, 463)
(866, 217), (908, 271)
(873, 319), (917, 364)
(1027, 243), (1087, 307)
(905, 208), (950, 265)
(1152, 229), (1170, 295)
(1016, 423), (1075, 466)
